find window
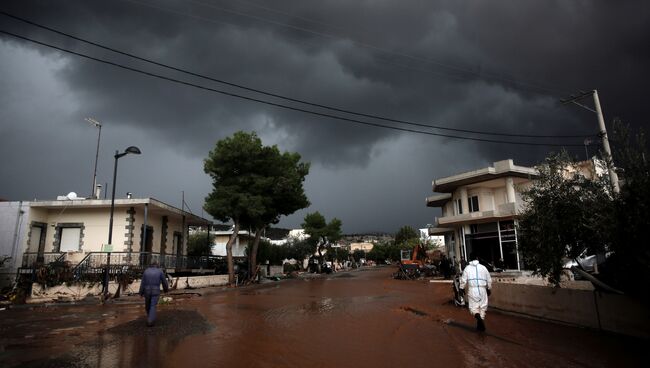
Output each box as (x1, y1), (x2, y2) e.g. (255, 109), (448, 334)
(468, 195), (480, 213)
(59, 227), (82, 252)
(455, 198), (463, 215)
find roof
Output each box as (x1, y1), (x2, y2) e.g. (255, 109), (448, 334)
(425, 193), (452, 207)
(28, 197), (210, 225)
(432, 159), (537, 193)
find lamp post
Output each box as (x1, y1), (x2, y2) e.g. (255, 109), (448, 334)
(84, 118), (102, 199)
(107, 146), (141, 246)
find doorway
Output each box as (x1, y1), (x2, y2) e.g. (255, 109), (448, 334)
(140, 225), (154, 266)
(30, 222), (47, 262)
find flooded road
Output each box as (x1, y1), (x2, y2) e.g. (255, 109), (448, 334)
(0, 267), (643, 367)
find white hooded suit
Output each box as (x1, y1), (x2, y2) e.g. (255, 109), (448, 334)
(459, 260), (492, 319)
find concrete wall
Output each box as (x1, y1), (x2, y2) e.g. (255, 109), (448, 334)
(0, 202), (30, 287)
(490, 283), (650, 339)
(29, 274), (229, 302)
(259, 265), (284, 277)
(47, 207), (111, 252)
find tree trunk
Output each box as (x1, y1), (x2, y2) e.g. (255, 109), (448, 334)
(248, 228), (263, 281)
(226, 222), (240, 286)
(317, 238), (324, 273)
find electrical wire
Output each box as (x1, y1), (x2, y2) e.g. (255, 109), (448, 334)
(0, 11), (593, 139)
(0, 29), (588, 147)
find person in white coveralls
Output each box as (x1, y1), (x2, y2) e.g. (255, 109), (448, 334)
(459, 252), (492, 331)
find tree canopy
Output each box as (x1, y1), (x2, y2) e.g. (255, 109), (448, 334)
(187, 231), (216, 256)
(518, 121), (650, 300)
(394, 225), (419, 246)
(603, 120), (650, 299)
(302, 212), (342, 246)
(204, 131), (310, 284)
(518, 151), (612, 285)
(302, 211), (342, 270)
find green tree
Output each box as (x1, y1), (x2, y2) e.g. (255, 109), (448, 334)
(604, 120), (650, 299)
(240, 145), (310, 279)
(518, 151), (612, 285)
(187, 231), (216, 256)
(204, 132), (265, 284)
(394, 225), (419, 246)
(302, 212), (342, 271)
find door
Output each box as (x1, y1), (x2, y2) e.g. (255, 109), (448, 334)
(173, 232), (182, 257)
(139, 225), (154, 265)
(31, 224), (46, 262)
(140, 225), (154, 252)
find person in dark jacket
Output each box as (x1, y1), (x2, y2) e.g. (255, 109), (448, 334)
(139, 263), (169, 327)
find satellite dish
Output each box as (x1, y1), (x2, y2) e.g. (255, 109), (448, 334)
(66, 192), (78, 200)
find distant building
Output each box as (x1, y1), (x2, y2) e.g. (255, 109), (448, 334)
(268, 228), (310, 246)
(349, 242), (374, 253)
(419, 228), (444, 247)
(210, 229), (253, 257)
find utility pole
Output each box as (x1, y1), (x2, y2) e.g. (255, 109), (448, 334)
(85, 118), (102, 198)
(561, 90), (620, 193)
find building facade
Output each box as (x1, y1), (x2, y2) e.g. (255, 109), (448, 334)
(426, 159), (537, 271)
(0, 197), (209, 286)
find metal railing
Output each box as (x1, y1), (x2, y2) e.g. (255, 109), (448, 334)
(18, 250), (231, 284)
(21, 252), (65, 267)
(72, 252), (227, 271)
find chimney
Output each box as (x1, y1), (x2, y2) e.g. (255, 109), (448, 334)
(95, 184), (102, 199)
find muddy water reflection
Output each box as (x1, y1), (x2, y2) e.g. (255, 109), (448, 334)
(1, 267), (644, 368)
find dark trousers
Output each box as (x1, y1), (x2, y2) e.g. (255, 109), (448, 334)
(144, 294), (159, 325)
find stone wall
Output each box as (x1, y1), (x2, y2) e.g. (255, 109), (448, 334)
(490, 282), (650, 339)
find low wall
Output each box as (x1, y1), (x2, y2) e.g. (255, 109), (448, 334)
(490, 282), (650, 339)
(29, 274), (229, 302)
(259, 265), (284, 277)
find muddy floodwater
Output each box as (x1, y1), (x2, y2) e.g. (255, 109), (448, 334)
(0, 267), (643, 367)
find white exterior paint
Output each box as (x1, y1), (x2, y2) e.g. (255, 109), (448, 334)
(426, 159), (536, 271)
(211, 230), (251, 257)
(0, 201), (30, 287)
(0, 198), (208, 287)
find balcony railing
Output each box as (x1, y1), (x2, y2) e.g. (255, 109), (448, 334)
(21, 252), (65, 267)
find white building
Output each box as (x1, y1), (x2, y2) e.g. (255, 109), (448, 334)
(210, 230), (252, 257)
(0, 197), (209, 287)
(426, 159), (536, 270)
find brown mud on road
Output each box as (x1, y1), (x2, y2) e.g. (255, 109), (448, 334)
(0, 267), (644, 367)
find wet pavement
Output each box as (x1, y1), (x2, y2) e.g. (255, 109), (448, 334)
(0, 266), (644, 367)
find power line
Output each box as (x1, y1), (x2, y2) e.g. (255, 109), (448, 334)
(0, 29), (587, 148)
(0, 11), (592, 140)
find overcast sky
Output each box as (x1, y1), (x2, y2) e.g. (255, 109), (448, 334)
(1, 0), (648, 233)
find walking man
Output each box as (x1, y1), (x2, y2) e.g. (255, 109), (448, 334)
(459, 253), (492, 331)
(139, 262), (169, 327)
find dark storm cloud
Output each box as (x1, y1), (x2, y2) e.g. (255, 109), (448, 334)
(1, 0), (648, 232)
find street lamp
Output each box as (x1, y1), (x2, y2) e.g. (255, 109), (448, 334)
(107, 146), (141, 246)
(84, 118), (102, 199)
